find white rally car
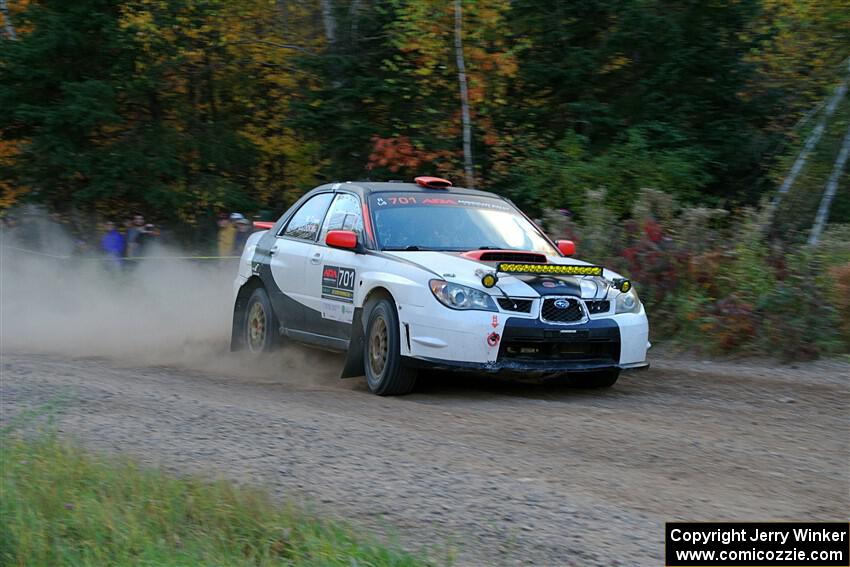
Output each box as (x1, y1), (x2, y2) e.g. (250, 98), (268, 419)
(231, 177), (649, 395)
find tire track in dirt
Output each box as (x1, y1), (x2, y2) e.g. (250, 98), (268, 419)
(2, 351), (848, 566)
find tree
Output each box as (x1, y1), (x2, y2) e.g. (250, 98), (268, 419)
(503, 0), (766, 206)
(454, 0), (473, 187)
(0, 0), (144, 215)
(0, 0), (322, 220)
(0, 0), (17, 39)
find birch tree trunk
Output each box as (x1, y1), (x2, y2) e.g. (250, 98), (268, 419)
(808, 122), (850, 246)
(770, 57), (849, 213)
(349, 0), (362, 45)
(454, 0), (475, 188)
(276, 0), (288, 35)
(320, 0), (336, 48)
(1, 0), (16, 40)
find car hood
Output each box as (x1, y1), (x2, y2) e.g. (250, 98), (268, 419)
(383, 250), (621, 299)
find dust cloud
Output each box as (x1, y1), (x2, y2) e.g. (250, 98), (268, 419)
(0, 224), (344, 385)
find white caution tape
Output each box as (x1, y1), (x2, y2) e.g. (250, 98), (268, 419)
(1, 245), (239, 261)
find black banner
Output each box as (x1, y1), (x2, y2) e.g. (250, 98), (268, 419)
(666, 522), (849, 566)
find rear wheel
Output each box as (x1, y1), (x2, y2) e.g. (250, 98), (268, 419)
(571, 370), (620, 388)
(243, 287), (278, 353)
(364, 298), (417, 396)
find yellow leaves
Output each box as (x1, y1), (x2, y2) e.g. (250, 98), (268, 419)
(1, 0), (30, 36)
(599, 54), (631, 75)
(0, 138), (27, 210)
(0, 182), (27, 210)
(744, 0), (850, 128)
(120, 8), (154, 32)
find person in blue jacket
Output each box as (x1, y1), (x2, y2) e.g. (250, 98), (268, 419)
(101, 220), (125, 267)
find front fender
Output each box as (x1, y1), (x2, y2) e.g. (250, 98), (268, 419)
(356, 270), (430, 309)
(341, 266), (433, 378)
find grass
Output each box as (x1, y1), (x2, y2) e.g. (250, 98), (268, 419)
(0, 433), (435, 567)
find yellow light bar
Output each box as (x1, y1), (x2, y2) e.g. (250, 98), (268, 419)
(496, 262), (603, 277)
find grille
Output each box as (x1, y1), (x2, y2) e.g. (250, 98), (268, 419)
(541, 297), (585, 323)
(497, 298), (534, 313)
(478, 251), (547, 263)
(497, 323), (621, 364)
(584, 300), (611, 315)
(499, 340), (618, 362)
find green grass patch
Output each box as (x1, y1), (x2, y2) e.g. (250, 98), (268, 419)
(0, 433), (435, 566)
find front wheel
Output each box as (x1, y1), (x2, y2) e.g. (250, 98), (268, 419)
(363, 298), (417, 396)
(243, 287), (278, 353)
(571, 370), (620, 388)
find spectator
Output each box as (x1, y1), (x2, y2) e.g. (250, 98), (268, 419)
(121, 217), (132, 255)
(233, 218), (252, 254)
(126, 213), (145, 257)
(217, 212), (237, 257)
(136, 223), (160, 256)
(1, 215), (21, 242)
(101, 221), (125, 267)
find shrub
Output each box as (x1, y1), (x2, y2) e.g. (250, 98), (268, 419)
(543, 194), (850, 360)
(755, 251), (843, 360)
(827, 262), (850, 347)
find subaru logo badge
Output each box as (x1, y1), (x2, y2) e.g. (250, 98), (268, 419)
(553, 299), (570, 309)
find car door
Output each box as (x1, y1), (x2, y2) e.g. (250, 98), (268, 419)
(268, 192), (334, 333)
(302, 192), (366, 339)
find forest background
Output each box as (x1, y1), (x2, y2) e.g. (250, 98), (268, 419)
(1, 0), (849, 357)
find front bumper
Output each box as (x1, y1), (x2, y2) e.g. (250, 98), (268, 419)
(403, 355), (649, 376)
(399, 299), (649, 369)
(402, 315), (649, 376)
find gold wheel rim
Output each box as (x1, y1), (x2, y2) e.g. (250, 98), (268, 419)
(368, 315), (388, 376)
(247, 301), (266, 352)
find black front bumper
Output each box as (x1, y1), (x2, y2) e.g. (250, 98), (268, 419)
(404, 316), (649, 377)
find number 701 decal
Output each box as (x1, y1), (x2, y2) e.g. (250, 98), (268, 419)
(322, 265), (355, 303)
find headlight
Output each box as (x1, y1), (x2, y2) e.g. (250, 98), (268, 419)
(615, 287), (641, 314)
(429, 280), (497, 311)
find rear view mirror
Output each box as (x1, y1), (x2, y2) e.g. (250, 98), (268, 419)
(326, 230), (358, 251)
(556, 239), (576, 256)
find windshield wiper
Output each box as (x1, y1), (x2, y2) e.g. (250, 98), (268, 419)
(382, 245), (430, 251)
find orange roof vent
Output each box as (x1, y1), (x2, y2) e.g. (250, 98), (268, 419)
(414, 176), (452, 189)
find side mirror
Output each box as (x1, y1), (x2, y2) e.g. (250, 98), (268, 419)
(326, 229), (359, 251)
(556, 239), (576, 256)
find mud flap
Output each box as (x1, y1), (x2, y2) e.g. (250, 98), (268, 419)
(340, 307), (365, 378)
(230, 296), (247, 351)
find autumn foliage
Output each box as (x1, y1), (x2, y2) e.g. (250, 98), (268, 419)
(2, 0), (848, 224)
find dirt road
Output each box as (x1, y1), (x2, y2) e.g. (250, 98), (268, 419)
(2, 349), (848, 566)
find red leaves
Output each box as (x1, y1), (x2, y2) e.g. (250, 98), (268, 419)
(643, 219), (663, 243)
(367, 136), (421, 172)
(366, 136), (456, 174)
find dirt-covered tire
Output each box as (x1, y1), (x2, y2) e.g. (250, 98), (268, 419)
(363, 297), (417, 396)
(243, 287), (278, 354)
(571, 370), (620, 389)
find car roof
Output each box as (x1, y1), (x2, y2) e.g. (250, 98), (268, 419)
(313, 181), (504, 201)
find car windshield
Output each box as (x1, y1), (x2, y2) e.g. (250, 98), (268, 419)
(370, 192), (558, 254)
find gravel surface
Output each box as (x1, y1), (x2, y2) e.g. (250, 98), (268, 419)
(2, 349), (848, 566)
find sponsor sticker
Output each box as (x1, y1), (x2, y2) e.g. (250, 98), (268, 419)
(321, 265), (355, 304)
(370, 193), (511, 211)
(321, 300), (355, 323)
